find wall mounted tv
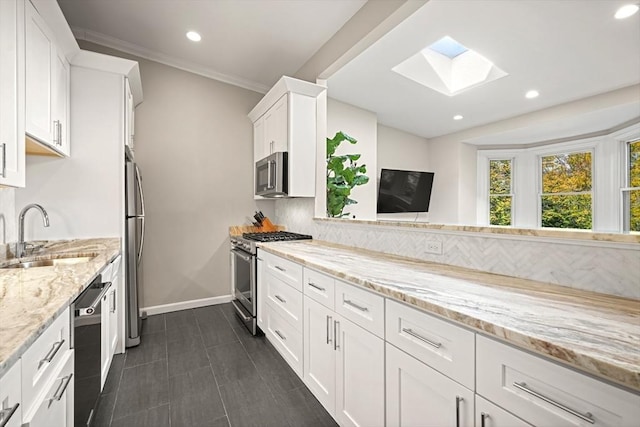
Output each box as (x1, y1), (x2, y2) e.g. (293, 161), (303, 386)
(377, 168), (435, 213)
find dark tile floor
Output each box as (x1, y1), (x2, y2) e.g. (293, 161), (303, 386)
(93, 303), (337, 427)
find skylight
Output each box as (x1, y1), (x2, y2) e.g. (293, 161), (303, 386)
(392, 36), (508, 96)
(428, 36), (468, 59)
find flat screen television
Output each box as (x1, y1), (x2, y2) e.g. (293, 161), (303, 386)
(377, 168), (435, 213)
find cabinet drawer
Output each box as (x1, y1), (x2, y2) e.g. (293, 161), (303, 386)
(0, 359), (22, 427)
(477, 335), (640, 427)
(265, 273), (303, 332)
(262, 252), (303, 292)
(303, 268), (335, 310)
(475, 395), (532, 427)
(334, 280), (384, 339)
(23, 350), (73, 427)
(22, 307), (70, 413)
(386, 299), (475, 389)
(265, 308), (303, 377)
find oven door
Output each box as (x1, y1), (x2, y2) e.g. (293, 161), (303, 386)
(230, 248), (256, 316)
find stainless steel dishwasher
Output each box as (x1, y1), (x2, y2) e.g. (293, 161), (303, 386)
(71, 275), (111, 427)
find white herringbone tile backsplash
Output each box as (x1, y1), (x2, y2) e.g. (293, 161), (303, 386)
(275, 199), (640, 299)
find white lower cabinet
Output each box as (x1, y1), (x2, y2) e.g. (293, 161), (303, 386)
(256, 254), (266, 330)
(23, 350), (74, 427)
(0, 359), (22, 427)
(303, 295), (385, 427)
(475, 395), (531, 427)
(386, 343), (474, 427)
(476, 335), (640, 427)
(265, 305), (303, 376)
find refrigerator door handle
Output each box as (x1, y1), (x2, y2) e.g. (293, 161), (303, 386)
(135, 165), (145, 265)
(137, 216), (145, 265)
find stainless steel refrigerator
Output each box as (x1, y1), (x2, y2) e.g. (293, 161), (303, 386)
(125, 147), (145, 347)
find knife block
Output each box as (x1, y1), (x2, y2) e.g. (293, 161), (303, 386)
(260, 217), (278, 232)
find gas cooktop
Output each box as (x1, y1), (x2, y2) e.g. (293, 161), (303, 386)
(242, 231), (313, 242)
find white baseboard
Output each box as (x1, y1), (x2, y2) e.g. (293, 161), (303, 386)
(141, 295), (233, 316)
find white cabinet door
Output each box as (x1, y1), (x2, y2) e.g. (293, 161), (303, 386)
(386, 343), (474, 427)
(25, 0), (53, 144)
(52, 50), (69, 155)
(0, 359), (22, 427)
(0, 0), (25, 188)
(303, 296), (336, 415)
(263, 93), (288, 155)
(125, 78), (134, 151)
(335, 314), (385, 427)
(100, 285), (112, 390)
(108, 285), (118, 357)
(253, 117), (265, 162)
(24, 351), (74, 427)
(475, 395), (531, 427)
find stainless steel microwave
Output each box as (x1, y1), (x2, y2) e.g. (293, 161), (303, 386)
(256, 152), (288, 197)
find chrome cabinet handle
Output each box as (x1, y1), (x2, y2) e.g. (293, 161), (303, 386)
(455, 396), (463, 427)
(110, 289), (116, 313)
(274, 265), (286, 272)
(0, 143), (6, 178)
(274, 329), (286, 341)
(58, 121), (62, 146)
(308, 282), (326, 292)
(401, 328), (442, 349)
(51, 373), (73, 402)
(326, 315), (332, 344)
(334, 320), (340, 350)
(344, 299), (368, 312)
(274, 294), (286, 304)
(513, 382), (595, 424)
(480, 412), (489, 427)
(0, 403), (19, 427)
(52, 120), (58, 145)
(39, 339), (65, 368)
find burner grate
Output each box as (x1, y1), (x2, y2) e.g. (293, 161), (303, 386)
(242, 231), (313, 242)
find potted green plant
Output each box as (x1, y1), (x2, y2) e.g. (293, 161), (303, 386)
(326, 131), (369, 218)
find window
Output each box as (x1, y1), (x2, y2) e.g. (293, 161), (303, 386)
(623, 140), (640, 232)
(540, 151), (592, 230)
(489, 159), (513, 225)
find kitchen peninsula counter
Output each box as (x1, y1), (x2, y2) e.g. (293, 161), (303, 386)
(258, 239), (640, 392)
(0, 238), (121, 377)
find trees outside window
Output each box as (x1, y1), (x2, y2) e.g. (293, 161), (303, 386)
(623, 140), (640, 232)
(489, 159), (512, 226)
(540, 151), (592, 230)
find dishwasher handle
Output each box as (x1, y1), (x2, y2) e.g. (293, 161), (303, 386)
(76, 281), (112, 316)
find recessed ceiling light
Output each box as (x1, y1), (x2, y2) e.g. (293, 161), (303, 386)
(525, 90), (539, 99)
(615, 4), (639, 19)
(453, 115), (463, 120)
(186, 31), (201, 42)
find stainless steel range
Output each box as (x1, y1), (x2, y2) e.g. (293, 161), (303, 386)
(230, 231), (312, 335)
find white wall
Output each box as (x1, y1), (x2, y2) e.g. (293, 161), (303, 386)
(377, 124), (431, 221)
(326, 98), (377, 220)
(0, 188), (16, 244)
(15, 68), (124, 241)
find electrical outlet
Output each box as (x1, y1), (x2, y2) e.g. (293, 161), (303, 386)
(425, 241), (443, 255)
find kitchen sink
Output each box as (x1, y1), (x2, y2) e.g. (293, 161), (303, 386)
(2, 255), (96, 269)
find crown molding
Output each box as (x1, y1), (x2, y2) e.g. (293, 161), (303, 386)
(71, 27), (270, 94)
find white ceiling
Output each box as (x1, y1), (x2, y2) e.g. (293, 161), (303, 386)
(57, 0), (367, 93)
(327, 0), (640, 143)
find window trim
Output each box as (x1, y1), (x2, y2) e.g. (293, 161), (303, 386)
(477, 123), (640, 232)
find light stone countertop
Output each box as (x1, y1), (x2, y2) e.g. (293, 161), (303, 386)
(258, 239), (640, 392)
(0, 238), (121, 377)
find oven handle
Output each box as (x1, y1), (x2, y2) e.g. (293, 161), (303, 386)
(231, 248), (253, 262)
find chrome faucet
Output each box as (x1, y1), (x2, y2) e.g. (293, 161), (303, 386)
(17, 204), (50, 258)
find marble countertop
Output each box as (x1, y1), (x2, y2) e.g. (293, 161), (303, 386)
(0, 238), (121, 377)
(258, 240), (640, 392)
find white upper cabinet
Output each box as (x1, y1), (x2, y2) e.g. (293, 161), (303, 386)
(0, 0), (25, 187)
(25, 0), (70, 156)
(249, 76), (326, 198)
(125, 78), (135, 152)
